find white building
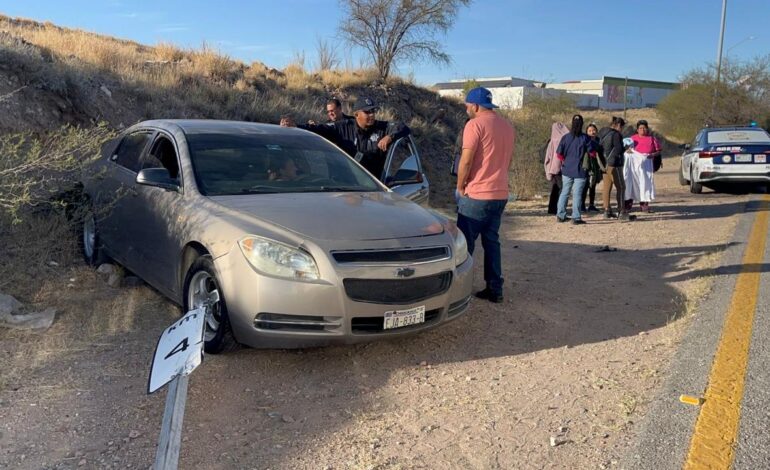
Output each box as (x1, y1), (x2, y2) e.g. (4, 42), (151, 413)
(545, 76), (680, 110)
(434, 75), (680, 110)
(433, 77), (564, 109)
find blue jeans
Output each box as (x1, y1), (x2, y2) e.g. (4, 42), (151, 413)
(557, 175), (587, 221)
(457, 196), (507, 295)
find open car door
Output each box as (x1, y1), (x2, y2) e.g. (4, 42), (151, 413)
(382, 136), (430, 206)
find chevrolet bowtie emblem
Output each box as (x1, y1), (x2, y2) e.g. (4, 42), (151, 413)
(395, 267), (415, 278)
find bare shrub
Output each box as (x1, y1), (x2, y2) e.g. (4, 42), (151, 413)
(501, 95), (577, 198)
(0, 124), (115, 221)
(315, 36), (340, 72)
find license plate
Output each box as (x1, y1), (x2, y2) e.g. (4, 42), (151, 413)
(383, 305), (425, 330)
(755, 154), (767, 163)
(735, 153), (752, 163)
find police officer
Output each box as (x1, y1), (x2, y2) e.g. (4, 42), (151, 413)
(281, 96), (410, 179)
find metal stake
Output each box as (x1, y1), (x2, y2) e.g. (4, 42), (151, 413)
(154, 374), (189, 470)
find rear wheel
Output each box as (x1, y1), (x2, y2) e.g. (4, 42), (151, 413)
(183, 256), (238, 354)
(690, 168), (703, 194)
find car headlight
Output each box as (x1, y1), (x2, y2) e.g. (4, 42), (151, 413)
(238, 236), (319, 281)
(453, 229), (469, 267)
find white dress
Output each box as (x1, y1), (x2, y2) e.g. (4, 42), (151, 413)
(623, 150), (655, 202)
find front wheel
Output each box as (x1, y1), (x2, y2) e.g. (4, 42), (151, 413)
(81, 209), (109, 267)
(679, 162), (689, 186)
(183, 256), (238, 354)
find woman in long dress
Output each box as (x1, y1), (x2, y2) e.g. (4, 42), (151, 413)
(624, 120), (661, 213)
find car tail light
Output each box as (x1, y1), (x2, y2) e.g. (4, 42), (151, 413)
(699, 151), (722, 158)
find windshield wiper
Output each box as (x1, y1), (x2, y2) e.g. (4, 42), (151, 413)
(240, 185), (283, 194)
(317, 186), (370, 192)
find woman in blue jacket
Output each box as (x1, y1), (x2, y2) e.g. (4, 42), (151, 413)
(555, 114), (597, 225)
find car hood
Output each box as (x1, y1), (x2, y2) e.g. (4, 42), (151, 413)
(210, 192), (444, 241)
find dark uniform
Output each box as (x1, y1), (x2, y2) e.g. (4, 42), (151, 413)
(302, 97), (410, 179)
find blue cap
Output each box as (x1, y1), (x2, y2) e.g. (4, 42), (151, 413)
(465, 87), (498, 109)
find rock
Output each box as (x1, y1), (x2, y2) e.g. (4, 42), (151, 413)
(128, 430), (140, 439)
(558, 426), (568, 433)
(419, 361), (428, 366)
(107, 272), (123, 288)
(267, 412), (281, 419)
(0, 307), (56, 330)
(96, 263), (116, 275)
(100, 85), (112, 98)
(0, 293), (22, 316)
(78, 459), (87, 466)
(47, 260), (59, 267)
(282, 415), (295, 423)
(550, 436), (567, 447)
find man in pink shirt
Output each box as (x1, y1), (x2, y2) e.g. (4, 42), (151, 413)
(456, 87), (515, 303)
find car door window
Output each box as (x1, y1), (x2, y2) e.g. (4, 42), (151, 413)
(114, 132), (153, 172)
(385, 139), (420, 184)
(143, 135), (181, 181)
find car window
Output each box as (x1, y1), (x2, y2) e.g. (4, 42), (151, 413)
(385, 139), (420, 184)
(692, 131), (703, 149)
(143, 135), (181, 180)
(186, 132), (382, 196)
(114, 132), (153, 172)
(707, 130), (770, 144)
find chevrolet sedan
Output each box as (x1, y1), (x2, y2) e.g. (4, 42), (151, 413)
(82, 120), (473, 353)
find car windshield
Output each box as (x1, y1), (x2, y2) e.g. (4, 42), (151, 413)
(707, 129), (770, 144)
(186, 132), (382, 196)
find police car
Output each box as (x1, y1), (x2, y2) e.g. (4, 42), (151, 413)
(679, 126), (770, 193)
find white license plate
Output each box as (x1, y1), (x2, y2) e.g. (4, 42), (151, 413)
(735, 153), (752, 163)
(755, 154), (767, 163)
(383, 305), (425, 330)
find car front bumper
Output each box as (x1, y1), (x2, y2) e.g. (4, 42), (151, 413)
(214, 245), (474, 348)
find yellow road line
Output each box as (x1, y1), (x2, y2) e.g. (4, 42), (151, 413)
(685, 195), (770, 469)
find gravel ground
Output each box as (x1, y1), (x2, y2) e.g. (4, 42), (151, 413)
(0, 163), (751, 469)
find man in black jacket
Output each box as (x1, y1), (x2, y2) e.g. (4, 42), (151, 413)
(281, 96), (410, 180)
(598, 116), (630, 220)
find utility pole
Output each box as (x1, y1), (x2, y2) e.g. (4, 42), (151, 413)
(623, 76), (628, 121)
(712, 0), (728, 122)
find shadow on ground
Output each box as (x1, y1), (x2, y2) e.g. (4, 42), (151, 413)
(0, 196), (758, 469)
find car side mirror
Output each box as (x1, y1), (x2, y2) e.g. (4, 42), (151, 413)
(137, 168), (180, 192)
(680, 143), (691, 150)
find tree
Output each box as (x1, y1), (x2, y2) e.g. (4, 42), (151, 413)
(658, 55), (770, 141)
(338, 0), (471, 80)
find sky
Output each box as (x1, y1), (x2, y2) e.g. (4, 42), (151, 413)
(1, 0), (768, 86)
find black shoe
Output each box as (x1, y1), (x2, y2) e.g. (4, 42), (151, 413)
(475, 288), (503, 303)
(618, 212), (636, 222)
(572, 219), (586, 225)
(556, 216), (567, 223)
(588, 205), (600, 212)
(604, 211), (616, 219)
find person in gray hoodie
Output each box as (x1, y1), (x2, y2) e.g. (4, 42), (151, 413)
(597, 116), (630, 220)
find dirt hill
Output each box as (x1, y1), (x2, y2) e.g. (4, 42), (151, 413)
(0, 14), (467, 205)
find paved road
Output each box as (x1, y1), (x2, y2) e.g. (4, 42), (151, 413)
(625, 194), (770, 469)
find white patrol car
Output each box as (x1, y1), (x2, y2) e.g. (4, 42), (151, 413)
(679, 126), (770, 193)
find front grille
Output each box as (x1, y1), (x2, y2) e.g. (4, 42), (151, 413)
(448, 295), (472, 317)
(332, 246), (450, 264)
(343, 271), (452, 304)
(254, 313), (342, 332)
(351, 308), (442, 334)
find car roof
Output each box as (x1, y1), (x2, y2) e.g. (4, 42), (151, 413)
(136, 119), (312, 137)
(704, 126), (768, 132)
